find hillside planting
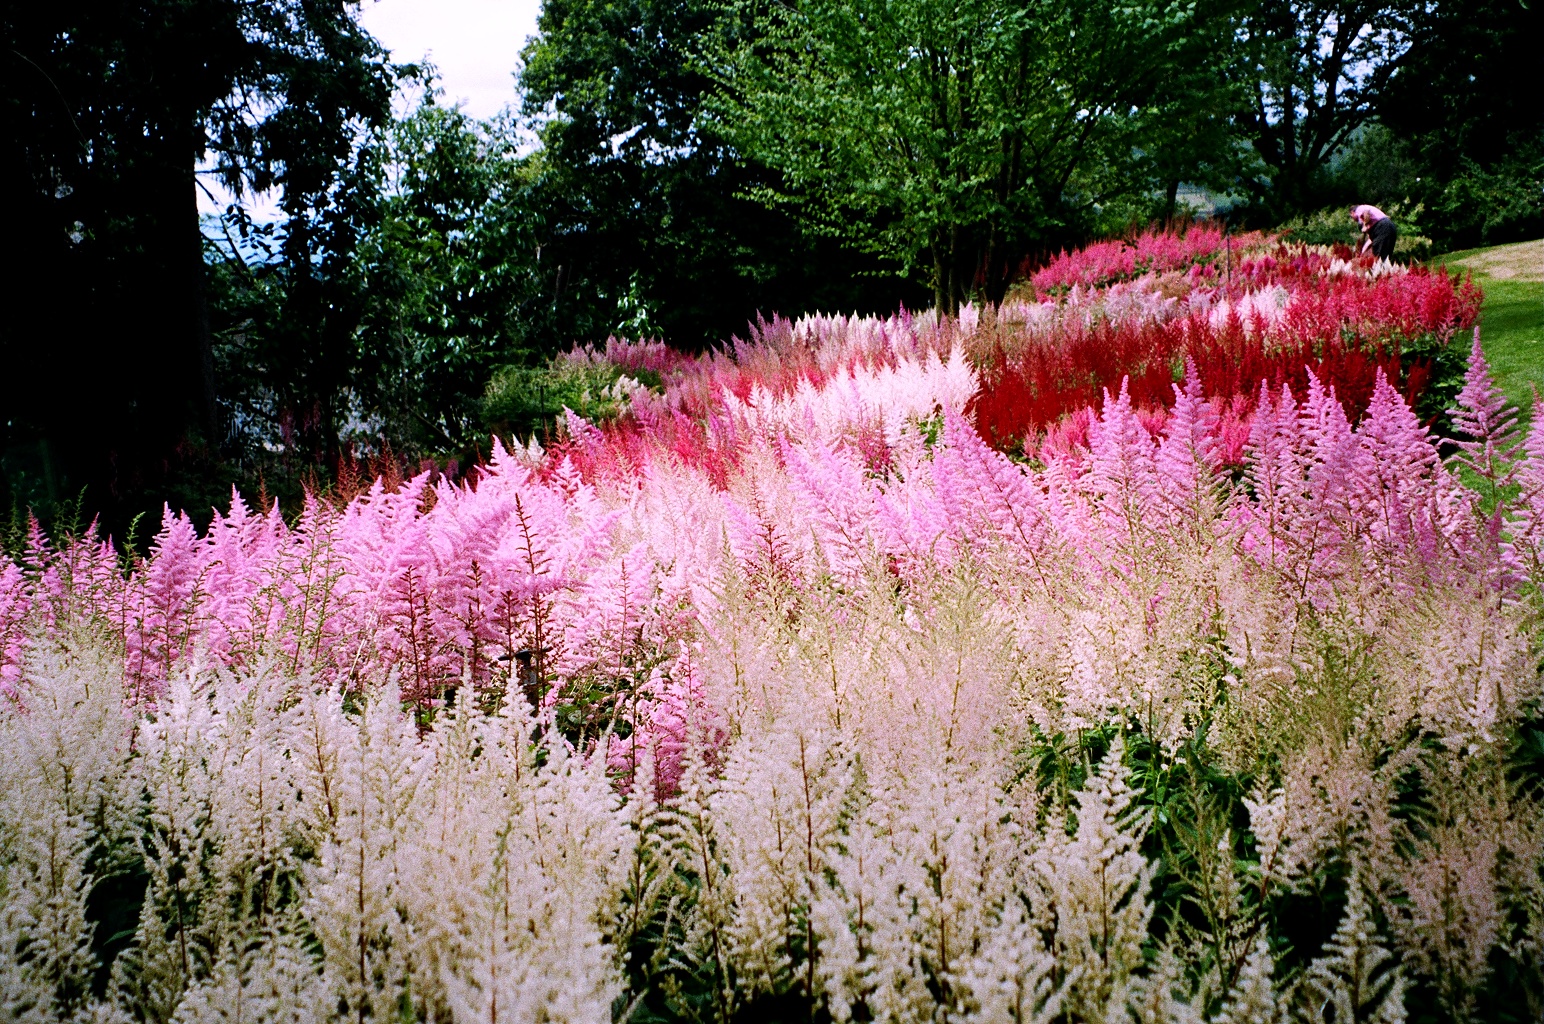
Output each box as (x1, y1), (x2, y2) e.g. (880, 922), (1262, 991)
(2, 233), (1539, 1023)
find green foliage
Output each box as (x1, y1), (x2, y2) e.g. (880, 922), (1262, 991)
(482, 359), (663, 441)
(1278, 207), (1364, 248)
(351, 99), (546, 453)
(1438, 243), (1544, 418)
(1234, 0), (1421, 221)
(515, 0), (921, 352)
(712, 0), (1243, 311)
(1377, 0), (1544, 249)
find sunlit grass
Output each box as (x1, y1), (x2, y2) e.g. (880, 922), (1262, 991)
(1436, 239), (1544, 415)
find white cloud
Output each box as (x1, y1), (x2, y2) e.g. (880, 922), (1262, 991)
(200, 1), (543, 224)
(359, 0), (543, 120)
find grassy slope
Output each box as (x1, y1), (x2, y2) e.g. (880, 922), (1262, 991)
(1435, 239), (1544, 414)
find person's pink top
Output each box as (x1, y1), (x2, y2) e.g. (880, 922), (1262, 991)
(1353, 204), (1389, 222)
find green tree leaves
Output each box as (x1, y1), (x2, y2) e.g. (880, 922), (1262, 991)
(711, 0), (1242, 311)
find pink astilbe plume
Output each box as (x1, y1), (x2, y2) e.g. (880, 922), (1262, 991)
(1448, 328), (1522, 484)
(1354, 370), (1455, 574)
(1154, 362), (1223, 518)
(1506, 390), (1544, 574)
(931, 409), (1053, 576)
(0, 560), (27, 696)
(1241, 381), (1304, 570)
(780, 436), (878, 582)
(125, 506), (207, 701)
(1087, 378), (1162, 540)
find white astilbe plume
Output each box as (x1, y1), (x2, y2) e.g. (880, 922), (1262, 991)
(957, 902), (1063, 1024)
(721, 348), (976, 447)
(808, 819), (893, 1020)
(712, 721), (852, 1002)
(1031, 737), (1153, 1024)
(1300, 876), (1407, 1024)
(1265, 743), (1400, 897)
(169, 911), (326, 1024)
(301, 680), (429, 1020)
(814, 760), (1033, 1020)
(1386, 765), (1506, 1024)
(425, 694), (631, 1024)
(1213, 932), (1282, 1024)
(203, 664), (308, 927)
(664, 738), (738, 1021)
(112, 668), (231, 1022)
(1243, 785), (1289, 895)
(0, 642), (130, 1021)
(1126, 940), (1209, 1024)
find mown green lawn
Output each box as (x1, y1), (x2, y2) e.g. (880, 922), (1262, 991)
(1435, 239), (1544, 415)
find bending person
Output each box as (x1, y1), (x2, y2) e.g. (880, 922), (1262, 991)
(1352, 204), (1398, 260)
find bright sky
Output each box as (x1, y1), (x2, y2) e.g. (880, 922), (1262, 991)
(359, 0), (544, 120)
(202, 0), (544, 225)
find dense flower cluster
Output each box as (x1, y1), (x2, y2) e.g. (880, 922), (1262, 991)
(2, 230), (1539, 1023)
(1028, 224), (1266, 291)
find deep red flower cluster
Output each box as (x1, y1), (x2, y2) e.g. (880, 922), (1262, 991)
(974, 250), (1481, 456)
(1031, 225), (1269, 292)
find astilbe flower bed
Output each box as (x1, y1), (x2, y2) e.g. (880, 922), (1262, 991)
(3, 230), (1541, 1023)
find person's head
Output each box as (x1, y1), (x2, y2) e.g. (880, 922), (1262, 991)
(1351, 204), (1387, 227)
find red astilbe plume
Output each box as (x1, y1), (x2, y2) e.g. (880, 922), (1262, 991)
(1447, 329), (1522, 485)
(1030, 225), (1267, 292)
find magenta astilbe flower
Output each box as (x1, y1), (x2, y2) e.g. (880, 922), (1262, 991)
(0, 560), (28, 696)
(1448, 328), (1522, 484)
(1241, 381), (1304, 568)
(201, 489), (290, 663)
(932, 410), (1055, 580)
(780, 436), (877, 582)
(872, 456), (957, 578)
(1155, 364), (1222, 519)
(126, 506), (209, 700)
(1087, 378), (1161, 547)
(1353, 370), (1454, 576)
(1506, 391), (1544, 577)
(1296, 373), (1362, 568)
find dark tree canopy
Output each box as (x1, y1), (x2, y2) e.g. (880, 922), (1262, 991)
(516, 0), (922, 350)
(712, 0), (1245, 311)
(3, 0), (397, 534)
(1377, 0), (1544, 246)
(1236, 0), (1419, 219)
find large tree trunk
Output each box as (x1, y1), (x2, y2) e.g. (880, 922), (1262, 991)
(192, 171), (220, 448)
(932, 237), (948, 313)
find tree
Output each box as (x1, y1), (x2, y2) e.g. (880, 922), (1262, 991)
(516, 0), (920, 351)
(1376, 0), (1544, 247)
(1235, 0), (1419, 218)
(2, 1), (397, 534)
(348, 99), (546, 454)
(712, 0), (1241, 312)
